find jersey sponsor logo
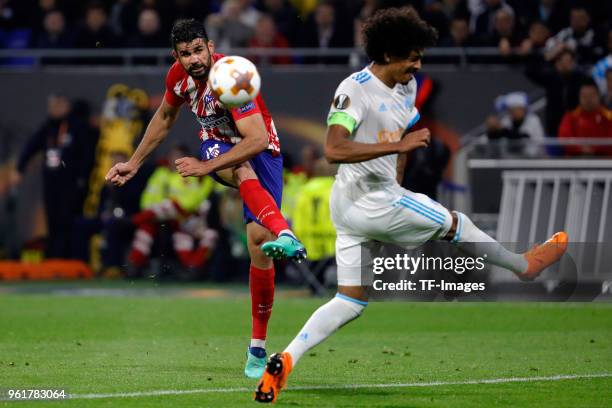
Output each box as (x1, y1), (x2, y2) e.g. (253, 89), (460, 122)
(197, 114), (230, 130)
(377, 128), (403, 143)
(206, 143), (221, 160)
(333, 94), (351, 110)
(238, 101), (256, 114)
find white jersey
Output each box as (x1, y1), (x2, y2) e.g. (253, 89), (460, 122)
(326, 67), (453, 286)
(327, 66), (420, 187)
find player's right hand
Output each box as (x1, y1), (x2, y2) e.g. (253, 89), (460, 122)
(398, 128), (431, 153)
(105, 162), (138, 187)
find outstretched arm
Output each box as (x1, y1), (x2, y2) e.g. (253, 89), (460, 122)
(105, 99), (180, 186)
(176, 112), (268, 177)
(324, 124), (430, 164)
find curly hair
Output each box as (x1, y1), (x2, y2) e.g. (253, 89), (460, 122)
(170, 19), (209, 49)
(362, 7), (438, 64)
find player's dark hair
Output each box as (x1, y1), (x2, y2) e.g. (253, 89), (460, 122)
(170, 19), (209, 50)
(362, 7), (438, 64)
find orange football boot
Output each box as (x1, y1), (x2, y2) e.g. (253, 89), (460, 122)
(254, 352), (293, 403)
(520, 232), (568, 281)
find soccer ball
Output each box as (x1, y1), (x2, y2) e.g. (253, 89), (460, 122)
(208, 56), (261, 107)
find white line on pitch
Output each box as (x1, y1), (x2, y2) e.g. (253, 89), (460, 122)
(62, 373), (612, 400)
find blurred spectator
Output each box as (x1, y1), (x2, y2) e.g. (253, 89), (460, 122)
(524, 0), (568, 34)
(71, 149), (151, 275)
(474, 0), (510, 39)
(126, 8), (165, 48)
(592, 29), (612, 96)
(422, 1), (450, 41)
(31, 0), (60, 35)
(289, 144), (320, 179)
(109, 0), (139, 38)
(558, 80), (612, 156)
(12, 95), (95, 258)
(544, 6), (601, 64)
(526, 48), (587, 136)
(74, 1), (120, 48)
(604, 68), (612, 110)
(32, 9), (74, 48)
(484, 7), (524, 54)
(0, 0), (19, 30)
(248, 14), (291, 65)
(439, 17), (476, 47)
(126, 145), (217, 278)
(515, 20), (550, 61)
(298, 1), (352, 63)
(486, 91), (545, 156)
(290, 159), (336, 291)
(260, 0), (300, 43)
(235, 0), (261, 28)
(206, 0), (254, 49)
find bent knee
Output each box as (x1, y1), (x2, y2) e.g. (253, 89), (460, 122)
(233, 165), (258, 185)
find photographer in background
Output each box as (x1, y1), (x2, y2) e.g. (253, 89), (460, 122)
(11, 94), (95, 258)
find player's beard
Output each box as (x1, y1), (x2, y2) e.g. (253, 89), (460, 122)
(188, 54), (212, 80)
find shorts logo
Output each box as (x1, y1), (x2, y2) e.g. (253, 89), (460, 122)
(206, 143), (220, 159)
(333, 94), (350, 110)
(238, 101), (256, 114)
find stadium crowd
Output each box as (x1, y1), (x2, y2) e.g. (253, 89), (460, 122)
(0, 1), (608, 57)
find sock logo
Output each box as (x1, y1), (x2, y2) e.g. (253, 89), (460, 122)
(257, 303), (272, 315)
(298, 332), (309, 341)
(256, 205), (274, 223)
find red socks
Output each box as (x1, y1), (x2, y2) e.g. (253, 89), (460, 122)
(238, 179), (289, 236)
(250, 264), (275, 340)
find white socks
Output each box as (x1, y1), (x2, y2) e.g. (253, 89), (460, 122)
(250, 339), (265, 349)
(285, 294), (366, 365)
(452, 211), (527, 274)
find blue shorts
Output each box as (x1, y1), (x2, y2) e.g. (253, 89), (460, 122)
(200, 139), (283, 224)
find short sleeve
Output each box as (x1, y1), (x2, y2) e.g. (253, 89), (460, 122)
(164, 65), (185, 107)
(327, 77), (365, 134)
(230, 98), (262, 121)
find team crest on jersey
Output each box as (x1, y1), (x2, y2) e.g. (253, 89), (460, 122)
(206, 143), (221, 160)
(204, 94), (215, 105)
(333, 94), (350, 110)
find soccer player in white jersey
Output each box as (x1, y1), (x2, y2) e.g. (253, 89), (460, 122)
(254, 7), (568, 403)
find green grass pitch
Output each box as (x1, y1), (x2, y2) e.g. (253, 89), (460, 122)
(0, 288), (611, 407)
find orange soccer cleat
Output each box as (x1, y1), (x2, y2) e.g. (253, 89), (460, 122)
(520, 232), (569, 281)
(254, 352), (293, 403)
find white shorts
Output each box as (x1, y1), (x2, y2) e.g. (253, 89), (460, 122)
(330, 179), (453, 286)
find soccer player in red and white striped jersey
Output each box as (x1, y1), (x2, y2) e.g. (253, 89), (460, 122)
(105, 19), (306, 379)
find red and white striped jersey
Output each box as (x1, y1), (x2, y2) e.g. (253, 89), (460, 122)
(164, 53), (281, 154)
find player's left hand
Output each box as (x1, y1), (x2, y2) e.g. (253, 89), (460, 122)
(175, 157), (210, 177)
